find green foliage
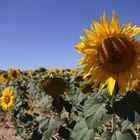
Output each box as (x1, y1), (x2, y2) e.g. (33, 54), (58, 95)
(0, 68), (139, 140)
(38, 116), (49, 131)
(16, 126), (24, 136)
(113, 90), (140, 123)
(84, 93), (113, 129)
(101, 130), (137, 140)
(121, 120), (133, 131)
(41, 116), (61, 139)
(71, 119), (94, 140)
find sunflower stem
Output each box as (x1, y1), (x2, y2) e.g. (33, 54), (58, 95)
(112, 114), (116, 132)
(111, 94), (116, 132)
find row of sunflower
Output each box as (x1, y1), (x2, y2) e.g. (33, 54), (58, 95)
(0, 67), (79, 110)
(0, 67), (21, 110)
(0, 67), (20, 84)
(0, 67), (86, 139)
(0, 65), (139, 139)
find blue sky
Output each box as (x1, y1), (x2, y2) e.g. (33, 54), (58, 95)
(0, 0), (140, 70)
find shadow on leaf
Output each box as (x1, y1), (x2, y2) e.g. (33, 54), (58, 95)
(113, 91), (140, 122)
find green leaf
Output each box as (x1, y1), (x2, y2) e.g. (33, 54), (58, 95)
(84, 95), (113, 129)
(71, 119), (94, 140)
(37, 95), (50, 107)
(101, 131), (113, 140)
(101, 131), (137, 140)
(38, 116), (49, 131)
(121, 120), (133, 132)
(113, 91), (140, 123)
(42, 116), (61, 139)
(16, 100), (23, 107)
(16, 126), (24, 136)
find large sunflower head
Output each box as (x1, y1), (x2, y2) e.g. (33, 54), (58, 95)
(0, 87), (14, 110)
(75, 11), (140, 95)
(8, 67), (21, 81)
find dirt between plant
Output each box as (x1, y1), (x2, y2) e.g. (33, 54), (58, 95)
(0, 111), (23, 140)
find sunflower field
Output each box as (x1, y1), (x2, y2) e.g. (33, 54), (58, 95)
(0, 67), (139, 140)
(1, 11), (140, 140)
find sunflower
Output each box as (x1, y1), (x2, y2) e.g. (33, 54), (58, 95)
(0, 72), (8, 84)
(27, 70), (36, 78)
(70, 69), (78, 75)
(75, 11), (140, 95)
(0, 87), (14, 110)
(48, 68), (61, 75)
(35, 67), (47, 73)
(8, 67), (21, 81)
(40, 76), (67, 97)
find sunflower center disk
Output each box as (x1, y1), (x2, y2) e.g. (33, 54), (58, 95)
(12, 71), (18, 78)
(97, 37), (136, 73)
(4, 96), (10, 104)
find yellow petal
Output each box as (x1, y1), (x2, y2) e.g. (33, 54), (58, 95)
(107, 77), (116, 96)
(117, 73), (127, 93)
(100, 11), (111, 34)
(90, 67), (105, 81)
(111, 11), (121, 33)
(91, 69), (106, 87)
(130, 65), (140, 79)
(84, 28), (96, 38)
(122, 23), (132, 33)
(92, 20), (107, 38)
(98, 80), (107, 93)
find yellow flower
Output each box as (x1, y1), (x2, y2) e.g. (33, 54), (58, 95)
(70, 69), (78, 75)
(27, 70), (36, 78)
(48, 68), (61, 75)
(8, 67), (21, 81)
(75, 11), (140, 95)
(0, 87), (14, 110)
(0, 73), (8, 84)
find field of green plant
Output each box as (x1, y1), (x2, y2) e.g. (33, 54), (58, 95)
(0, 67), (139, 140)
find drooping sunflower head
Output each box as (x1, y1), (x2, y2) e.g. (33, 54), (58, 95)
(75, 11), (140, 95)
(0, 87), (14, 110)
(35, 67), (47, 73)
(40, 76), (67, 97)
(8, 67), (21, 81)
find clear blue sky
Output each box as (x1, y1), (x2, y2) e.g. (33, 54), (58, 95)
(0, 0), (140, 70)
